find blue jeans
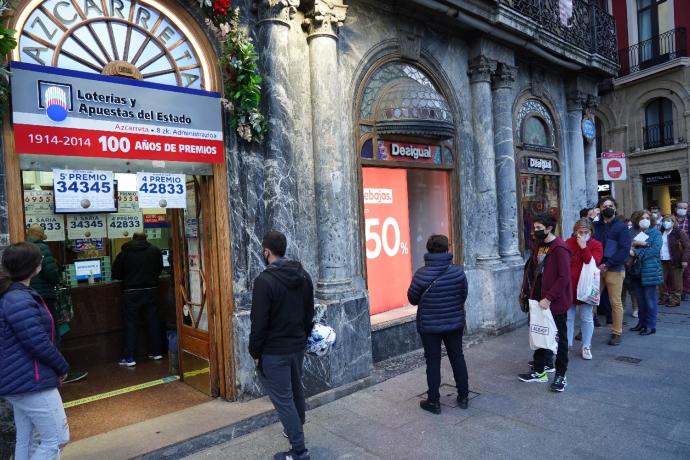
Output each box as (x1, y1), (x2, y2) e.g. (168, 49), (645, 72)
(635, 284), (658, 329)
(4, 388), (69, 460)
(567, 304), (594, 348)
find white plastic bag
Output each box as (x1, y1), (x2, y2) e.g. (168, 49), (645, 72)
(576, 257), (601, 305)
(528, 299), (558, 353)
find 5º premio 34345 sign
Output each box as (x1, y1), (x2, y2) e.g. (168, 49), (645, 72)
(53, 169), (116, 213)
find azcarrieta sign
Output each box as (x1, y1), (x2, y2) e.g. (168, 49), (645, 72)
(10, 62), (224, 163)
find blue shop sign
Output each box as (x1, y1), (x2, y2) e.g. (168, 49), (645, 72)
(582, 117), (596, 143)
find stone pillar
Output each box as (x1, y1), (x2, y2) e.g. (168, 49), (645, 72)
(680, 171), (689, 202)
(491, 63), (521, 262)
(469, 56), (500, 265)
(303, 0), (351, 298)
(257, 0), (299, 243)
(565, 90), (587, 232)
(584, 95), (600, 208)
(631, 174), (644, 210)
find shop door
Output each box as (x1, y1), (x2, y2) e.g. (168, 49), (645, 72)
(171, 176), (218, 396)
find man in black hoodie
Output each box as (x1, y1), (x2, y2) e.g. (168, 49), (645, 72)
(112, 231), (163, 366)
(250, 231), (314, 460)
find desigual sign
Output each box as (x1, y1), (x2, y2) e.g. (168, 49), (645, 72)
(376, 141), (437, 163)
(528, 157), (553, 172)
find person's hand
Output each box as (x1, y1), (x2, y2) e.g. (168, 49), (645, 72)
(598, 264), (608, 272)
(254, 359), (259, 368)
(630, 250), (636, 257)
(576, 234), (587, 249)
(538, 298), (551, 310)
(683, 262), (688, 269)
(632, 240), (647, 248)
(59, 374), (68, 385)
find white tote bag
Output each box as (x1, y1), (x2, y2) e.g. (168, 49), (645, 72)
(576, 257), (601, 306)
(528, 299), (558, 352)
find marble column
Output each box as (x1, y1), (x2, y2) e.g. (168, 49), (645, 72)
(632, 174), (644, 210)
(469, 56), (500, 265)
(303, 0), (351, 298)
(491, 63), (521, 262)
(584, 96), (600, 208)
(680, 171), (689, 202)
(257, 0), (299, 247)
(566, 91), (587, 232)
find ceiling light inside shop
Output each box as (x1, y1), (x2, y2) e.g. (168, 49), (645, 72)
(114, 173), (137, 191)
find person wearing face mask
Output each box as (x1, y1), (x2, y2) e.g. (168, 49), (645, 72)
(658, 215), (690, 308)
(518, 214), (572, 392)
(649, 204), (662, 229)
(0, 242), (70, 459)
(593, 197), (633, 345)
(249, 230), (314, 460)
(675, 201), (690, 300)
(565, 219), (603, 360)
(628, 211), (662, 336)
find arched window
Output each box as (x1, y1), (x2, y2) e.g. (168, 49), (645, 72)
(523, 117), (549, 146)
(644, 97), (673, 149)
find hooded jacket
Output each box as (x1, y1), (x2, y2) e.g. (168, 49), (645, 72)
(407, 252), (467, 334)
(112, 238), (163, 289)
(593, 218), (632, 272)
(249, 258), (315, 359)
(521, 237), (572, 315)
(0, 283), (69, 396)
(26, 236), (61, 300)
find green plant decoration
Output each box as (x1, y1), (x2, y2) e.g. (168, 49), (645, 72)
(0, 0), (17, 116)
(202, 1), (266, 143)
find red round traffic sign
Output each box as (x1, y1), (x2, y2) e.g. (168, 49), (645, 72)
(606, 159), (623, 179)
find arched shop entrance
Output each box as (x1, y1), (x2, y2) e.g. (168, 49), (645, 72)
(3, 0), (234, 439)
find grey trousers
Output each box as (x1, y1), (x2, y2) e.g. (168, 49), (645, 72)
(260, 353), (306, 451)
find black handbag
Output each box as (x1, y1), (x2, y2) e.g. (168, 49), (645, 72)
(626, 255), (642, 279)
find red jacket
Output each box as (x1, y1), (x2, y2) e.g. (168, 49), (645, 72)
(565, 237), (604, 305)
(521, 237), (572, 315)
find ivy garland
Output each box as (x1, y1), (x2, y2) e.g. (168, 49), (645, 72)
(0, 0), (17, 116)
(201, 0), (266, 143)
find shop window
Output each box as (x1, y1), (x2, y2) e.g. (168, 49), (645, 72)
(644, 97), (674, 149)
(356, 61), (456, 319)
(523, 117), (549, 146)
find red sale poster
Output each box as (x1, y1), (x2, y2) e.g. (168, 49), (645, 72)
(362, 168), (413, 315)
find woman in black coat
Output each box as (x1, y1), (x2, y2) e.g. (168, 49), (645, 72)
(407, 234), (469, 414)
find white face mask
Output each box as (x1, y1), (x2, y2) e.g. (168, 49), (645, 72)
(677, 209), (687, 217)
(579, 233), (591, 242)
(592, 216), (600, 222)
(639, 219), (651, 230)
(652, 213), (659, 219)
(663, 221), (673, 230)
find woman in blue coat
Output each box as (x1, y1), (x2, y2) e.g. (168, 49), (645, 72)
(628, 210), (663, 335)
(0, 242), (70, 459)
(407, 234), (469, 414)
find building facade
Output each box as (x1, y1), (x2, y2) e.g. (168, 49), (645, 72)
(598, 0), (690, 215)
(0, 0), (617, 451)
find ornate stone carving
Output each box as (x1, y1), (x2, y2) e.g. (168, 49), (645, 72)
(491, 62), (517, 90)
(398, 24), (421, 61)
(585, 94), (600, 116)
(302, 0), (348, 38)
(256, 0), (299, 26)
(468, 56), (493, 84)
(567, 90), (586, 112)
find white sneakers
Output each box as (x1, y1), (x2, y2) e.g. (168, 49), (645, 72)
(632, 309), (639, 318)
(582, 346), (592, 360)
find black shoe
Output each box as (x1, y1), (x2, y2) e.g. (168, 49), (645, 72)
(608, 334), (622, 346)
(274, 449), (310, 460)
(420, 399), (441, 414)
(457, 395), (469, 410)
(640, 328), (656, 336)
(550, 374), (567, 392)
(63, 370), (88, 384)
(574, 331), (582, 341)
(630, 323), (643, 332)
(638, 327), (648, 334)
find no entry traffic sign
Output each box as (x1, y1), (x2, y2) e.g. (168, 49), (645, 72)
(601, 152), (627, 181)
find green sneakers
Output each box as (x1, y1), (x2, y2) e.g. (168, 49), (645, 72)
(518, 371), (548, 383)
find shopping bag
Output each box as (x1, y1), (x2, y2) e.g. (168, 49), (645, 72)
(528, 299), (558, 352)
(576, 257), (601, 305)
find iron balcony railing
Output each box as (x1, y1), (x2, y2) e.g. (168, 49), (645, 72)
(643, 121), (674, 150)
(618, 27), (687, 76)
(501, 0), (618, 63)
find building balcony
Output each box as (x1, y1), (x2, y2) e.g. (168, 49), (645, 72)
(618, 27), (687, 77)
(499, 0), (618, 64)
(643, 121), (674, 150)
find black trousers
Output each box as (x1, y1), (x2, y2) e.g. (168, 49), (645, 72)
(420, 329), (469, 403)
(533, 313), (568, 376)
(122, 288), (161, 358)
(260, 353), (306, 452)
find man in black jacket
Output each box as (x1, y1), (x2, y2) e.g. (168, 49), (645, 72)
(249, 230), (314, 460)
(112, 231), (163, 366)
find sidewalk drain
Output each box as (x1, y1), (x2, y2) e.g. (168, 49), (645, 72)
(615, 356), (642, 364)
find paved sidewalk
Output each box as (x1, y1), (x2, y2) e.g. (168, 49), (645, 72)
(185, 303), (690, 460)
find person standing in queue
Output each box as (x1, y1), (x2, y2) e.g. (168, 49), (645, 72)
(407, 234), (469, 414)
(673, 201), (690, 300)
(629, 210), (662, 335)
(0, 242), (70, 459)
(112, 231), (163, 367)
(657, 215), (689, 308)
(518, 214), (571, 392)
(593, 198), (633, 346)
(249, 230), (314, 460)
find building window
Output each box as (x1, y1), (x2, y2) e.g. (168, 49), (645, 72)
(644, 97), (674, 149)
(637, 0), (672, 66)
(356, 62), (456, 319)
(514, 99), (560, 253)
